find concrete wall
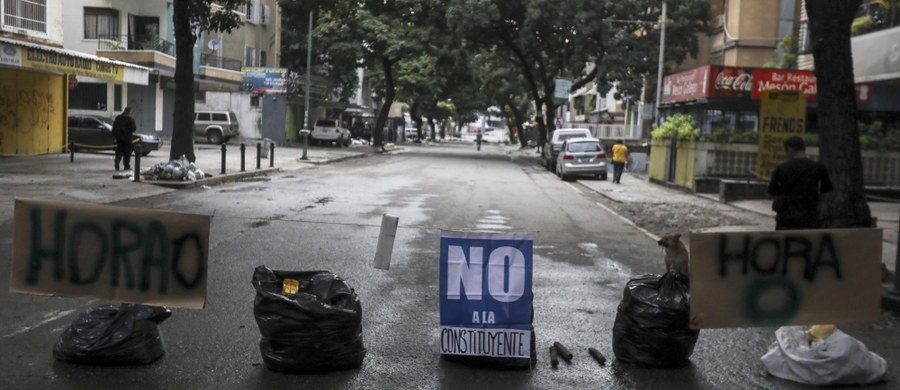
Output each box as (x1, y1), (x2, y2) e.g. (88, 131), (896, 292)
(196, 91), (263, 140)
(651, 140), (900, 191)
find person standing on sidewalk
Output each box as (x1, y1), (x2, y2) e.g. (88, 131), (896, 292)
(611, 139), (628, 184)
(112, 107), (137, 171)
(767, 135), (834, 230)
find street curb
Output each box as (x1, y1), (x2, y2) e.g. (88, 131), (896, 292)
(297, 152), (368, 165)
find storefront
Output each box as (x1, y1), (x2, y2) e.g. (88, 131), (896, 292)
(0, 37), (149, 156)
(658, 65), (900, 136)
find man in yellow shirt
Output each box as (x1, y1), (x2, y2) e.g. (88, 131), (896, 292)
(611, 139), (628, 184)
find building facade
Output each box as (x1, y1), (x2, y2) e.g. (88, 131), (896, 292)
(0, 0), (149, 156)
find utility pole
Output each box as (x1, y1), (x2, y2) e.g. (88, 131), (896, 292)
(654, 0), (667, 126)
(301, 9), (313, 160)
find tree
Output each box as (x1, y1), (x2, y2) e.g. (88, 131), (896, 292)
(171, 0), (247, 162)
(447, 0), (708, 152)
(806, 0), (873, 228)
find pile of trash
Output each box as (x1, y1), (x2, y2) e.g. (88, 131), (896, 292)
(142, 157), (208, 181)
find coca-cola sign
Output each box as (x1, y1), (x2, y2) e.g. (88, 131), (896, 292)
(711, 66), (753, 99)
(752, 69), (817, 101)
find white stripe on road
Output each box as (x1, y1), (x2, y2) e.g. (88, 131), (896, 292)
(564, 182), (582, 194)
(565, 180), (659, 242)
(1, 309), (76, 340)
(594, 201), (661, 243)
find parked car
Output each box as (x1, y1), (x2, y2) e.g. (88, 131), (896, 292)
(194, 110), (240, 144)
(542, 128), (592, 172)
(67, 115), (162, 156)
(555, 137), (608, 181)
(312, 119), (352, 147)
(404, 127), (419, 141)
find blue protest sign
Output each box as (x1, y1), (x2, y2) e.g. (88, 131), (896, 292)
(439, 231), (533, 359)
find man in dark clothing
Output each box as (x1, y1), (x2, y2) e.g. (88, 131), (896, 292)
(113, 107), (137, 171)
(767, 136), (834, 230)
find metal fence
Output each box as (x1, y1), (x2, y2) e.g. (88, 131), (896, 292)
(200, 53), (243, 72)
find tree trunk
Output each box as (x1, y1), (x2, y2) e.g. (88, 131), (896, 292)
(170, 1), (196, 162)
(373, 56), (396, 149)
(807, 0), (872, 228)
(427, 117), (437, 141)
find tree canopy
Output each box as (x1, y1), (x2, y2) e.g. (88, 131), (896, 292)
(280, 0), (710, 148)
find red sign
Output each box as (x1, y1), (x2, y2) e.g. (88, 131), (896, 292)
(661, 66), (710, 103)
(752, 69), (817, 101)
(711, 66), (753, 99)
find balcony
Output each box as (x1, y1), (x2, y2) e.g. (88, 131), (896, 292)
(200, 53), (243, 72)
(97, 34), (175, 56)
(95, 35), (244, 86)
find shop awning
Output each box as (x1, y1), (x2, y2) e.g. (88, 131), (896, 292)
(0, 37), (150, 85)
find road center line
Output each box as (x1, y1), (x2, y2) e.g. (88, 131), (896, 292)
(1, 309), (76, 340)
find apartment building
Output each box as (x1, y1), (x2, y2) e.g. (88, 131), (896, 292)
(0, 0), (150, 156)
(61, 0), (281, 139)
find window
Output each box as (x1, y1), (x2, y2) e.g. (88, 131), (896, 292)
(68, 82), (107, 110)
(197, 113), (211, 121)
(84, 7), (118, 39)
(212, 113), (228, 121)
(245, 0), (259, 23)
(260, 50), (267, 67)
(261, 5), (269, 25)
(797, 20), (811, 54)
(244, 46), (256, 67)
(3, 0), (47, 34)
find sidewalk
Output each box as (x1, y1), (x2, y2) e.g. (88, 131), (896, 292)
(505, 145), (900, 275)
(0, 142), (374, 224)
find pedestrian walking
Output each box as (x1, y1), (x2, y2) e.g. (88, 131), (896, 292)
(611, 139), (628, 184)
(475, 129), (483, 151)
(767, 135), (833, 230)
(112, 107), (137, 171)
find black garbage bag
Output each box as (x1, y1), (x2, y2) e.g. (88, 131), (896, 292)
(612, 272), (699, 367)
(252, 265), (366, 373)
(53, 303), (172, 365)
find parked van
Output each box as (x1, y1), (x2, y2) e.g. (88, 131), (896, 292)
(312, 119), (352, 147)
(194, 110), (240, 144)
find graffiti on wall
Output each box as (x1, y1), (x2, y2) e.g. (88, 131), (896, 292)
(0, 69), (65, 155)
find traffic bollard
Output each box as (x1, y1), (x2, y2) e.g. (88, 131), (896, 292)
(69, 142), (75, 163)
(220, 143), (227, 174)
(895, 210), (899, 291)
(269, 142), (275, 167)
(134, 144), (142, 182)
(256, 142), (262, 169)
(240, 143), (246, 172)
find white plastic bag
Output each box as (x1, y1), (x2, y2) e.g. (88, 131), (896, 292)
(761, 326), (887, 386)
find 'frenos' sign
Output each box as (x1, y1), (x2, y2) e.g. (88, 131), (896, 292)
(439, 231), (533, 359)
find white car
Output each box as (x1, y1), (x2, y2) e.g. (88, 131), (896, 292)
(555, 137), (608, 181)
(312, 119), (352, 147)
(542, 128), (592, 172)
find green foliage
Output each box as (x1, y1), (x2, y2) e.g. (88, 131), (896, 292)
(858, 121), (900, 151)
(701, 125), (758, 144)
(651, 114), (698, 141)
(852, 15), (873, 35)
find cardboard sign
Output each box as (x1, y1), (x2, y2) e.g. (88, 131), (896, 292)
(757, 90), (806, 179)
(439, 231), (533, 359)
(690, 229), (881, 329)
(11, 198), (210, 309)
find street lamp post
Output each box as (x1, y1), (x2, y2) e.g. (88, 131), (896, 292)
(654, 1), (667, 126)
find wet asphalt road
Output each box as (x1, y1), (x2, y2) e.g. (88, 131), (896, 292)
(2, 142), (900, 389)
